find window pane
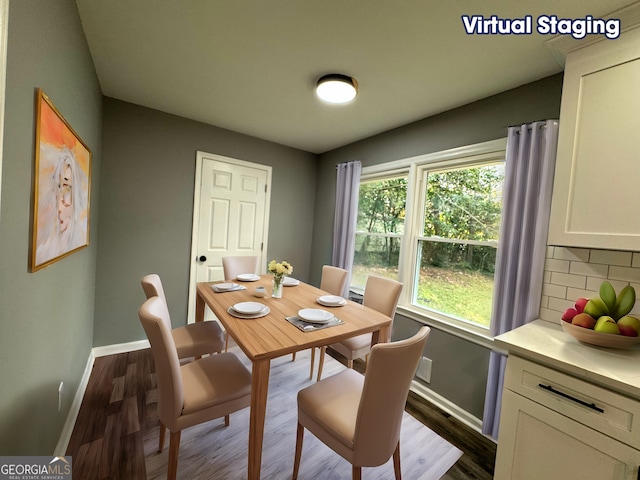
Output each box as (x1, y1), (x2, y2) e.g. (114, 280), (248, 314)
(352, 234), (401, 289)
(423, 164), (504, 241)
(415, 240), (497, 328)
(357, 177), (407, 235)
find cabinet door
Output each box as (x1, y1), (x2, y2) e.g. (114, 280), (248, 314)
(548, 27), (640, 251)
(495, 390), (640, 480)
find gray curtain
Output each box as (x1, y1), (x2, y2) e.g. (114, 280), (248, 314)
(332, 161), (361, 297)
(482, 120), (559, 439)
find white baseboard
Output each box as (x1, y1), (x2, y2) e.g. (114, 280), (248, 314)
(54, 339), (151, 455)
(93, 339), (150, 357)
(54, 350), (95, 456)
(410, 380), (496, 443)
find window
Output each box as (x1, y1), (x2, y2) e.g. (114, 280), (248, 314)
(351, 139), (506, 334)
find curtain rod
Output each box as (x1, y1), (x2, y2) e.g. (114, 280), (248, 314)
(505, 118), (558, 129)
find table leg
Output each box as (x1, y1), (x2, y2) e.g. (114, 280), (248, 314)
(248, 358), (271, 480)
(195, 290), (205, 323)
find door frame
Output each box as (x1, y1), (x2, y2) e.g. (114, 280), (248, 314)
(186, 151), (272, 323)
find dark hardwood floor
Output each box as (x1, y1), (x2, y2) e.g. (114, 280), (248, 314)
(66, 347), (495, 479)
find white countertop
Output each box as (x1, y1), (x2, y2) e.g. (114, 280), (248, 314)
(495, 320), (640, 399)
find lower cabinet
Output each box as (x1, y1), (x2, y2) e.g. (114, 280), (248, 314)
(495, 355), (640, 479)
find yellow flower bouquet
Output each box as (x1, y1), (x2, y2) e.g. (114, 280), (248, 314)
(268, 260), (293, 298)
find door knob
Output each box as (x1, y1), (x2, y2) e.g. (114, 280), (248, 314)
(198, 255), (207, 262)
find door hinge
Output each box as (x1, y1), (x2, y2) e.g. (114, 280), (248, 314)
(261, 242), (264, 251)
(264, 184), (267, 193)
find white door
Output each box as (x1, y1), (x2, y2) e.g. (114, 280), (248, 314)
(187, 152), (271, 322)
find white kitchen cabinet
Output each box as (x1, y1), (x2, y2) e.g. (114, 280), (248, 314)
(548, 27), (640, 251)
(494, 321), (640, 480)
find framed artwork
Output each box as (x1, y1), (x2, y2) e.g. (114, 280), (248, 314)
(31, 88), (91, 271)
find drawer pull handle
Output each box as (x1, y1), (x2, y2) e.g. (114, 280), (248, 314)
(538, 383), (604, 413)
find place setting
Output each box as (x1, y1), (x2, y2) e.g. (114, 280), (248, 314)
(211, 282), (247, 293)
(282, 277), (300, 287)
(235, 273), (261, 282)
(286, 308), (344, 332)
(228, 301), (270, 319)
(316, 295), (346, 307)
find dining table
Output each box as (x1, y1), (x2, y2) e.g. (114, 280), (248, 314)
(195, 274), (392, 480)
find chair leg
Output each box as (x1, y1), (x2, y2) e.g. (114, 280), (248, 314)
(158, 421), (166, 452)
(393, 442), (402, 480)
(352, 465), (362, 480)
(167, 430), (181, 480)
(292, 352), (297, 361)
(309, 348), (315, 380)
(224, 414), (230, 427)
(225, 331), (229, 352)
(317, 347), (326, 381)
(347, 359), (353, 369)
(292, 422), (304, 480)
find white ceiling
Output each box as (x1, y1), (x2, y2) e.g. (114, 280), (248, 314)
(75, 0), (634, 154)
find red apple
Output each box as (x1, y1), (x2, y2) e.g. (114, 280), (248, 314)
(617, 316), (640, 337)
(571, 312), (596, 329)
(562, 307), (578, 322)
(574, 297), (589, 314)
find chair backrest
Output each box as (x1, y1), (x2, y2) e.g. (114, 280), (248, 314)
(138, 296), (184, 428)
(141, 274), (173, 331)
(353, 326), (431, 467)
(363, 275), (402, 320)
(222, 255), (259, 280)
(320, 265), (348, 296)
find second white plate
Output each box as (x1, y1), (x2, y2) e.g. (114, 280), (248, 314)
(317, 295), (346, 307)
(233, 301), (266, 314)
(236, 273), (260, 282)
(298, 308), (334, 323)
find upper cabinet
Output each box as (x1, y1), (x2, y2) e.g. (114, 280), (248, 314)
(548, 27), (640, 251)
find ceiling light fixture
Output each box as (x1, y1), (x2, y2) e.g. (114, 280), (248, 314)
(316, 74), (358, 104)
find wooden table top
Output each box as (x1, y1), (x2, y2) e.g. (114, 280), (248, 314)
(196, 275), (391, 362)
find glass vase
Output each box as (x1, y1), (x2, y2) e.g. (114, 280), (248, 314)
(272, 276), (283, 298)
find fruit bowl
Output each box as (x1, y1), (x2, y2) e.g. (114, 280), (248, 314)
(560, 320), (640, 349)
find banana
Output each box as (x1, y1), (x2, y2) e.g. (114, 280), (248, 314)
(599, 281), (617, 312)
(583, 297), (609, 318)
(612, 285), (636, 320)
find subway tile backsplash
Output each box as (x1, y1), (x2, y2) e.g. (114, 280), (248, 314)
(538, 246), (640, 325)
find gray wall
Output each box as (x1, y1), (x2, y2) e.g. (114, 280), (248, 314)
(94, 98), (317, 346)
(312, 74), (564, 419)
(0, 0), (102, 454)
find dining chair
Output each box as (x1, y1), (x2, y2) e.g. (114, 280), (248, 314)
(316, 275), (402, 381)
(301, 266), (349, 379)
(292, 326), (431, 480)
(221, 255), (259, 280)
(141, 273), (226, 357)
(138, 296), (252, 480)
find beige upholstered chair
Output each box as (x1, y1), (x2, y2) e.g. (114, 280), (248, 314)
(303, 266), (349, 378)
(138, 296), (252, 480)
(316, 275), (402, 381)
(293, 326), (431, 480)
(141, 274), (225, 358)
(221, 255), (259, 280)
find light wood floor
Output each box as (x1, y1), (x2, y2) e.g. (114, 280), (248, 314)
(66, 347), (495, 479)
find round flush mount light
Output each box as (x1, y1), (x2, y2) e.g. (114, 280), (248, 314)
(316, 74), (358, 104)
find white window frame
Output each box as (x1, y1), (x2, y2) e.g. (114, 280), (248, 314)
(360, 138), (507, 347)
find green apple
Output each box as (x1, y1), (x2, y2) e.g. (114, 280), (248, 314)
(571, 312), (596, 329)
(617, 315), (640, 337)
(594, 315), (620, 335)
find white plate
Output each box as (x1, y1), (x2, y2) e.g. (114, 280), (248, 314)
(236, 273), (260, 282)
(228, 306), (270, 319)
(283, 277), (300, 286)
(298, 308), (334, 324)
(317, 295), (346, 307)
(233, 301), (266, 314)
(216, 282), (237, 291)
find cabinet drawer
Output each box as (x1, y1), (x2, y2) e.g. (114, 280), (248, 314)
(504, 355), (640, 449)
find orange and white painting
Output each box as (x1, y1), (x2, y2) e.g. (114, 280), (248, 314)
(31, 89), (91, 271)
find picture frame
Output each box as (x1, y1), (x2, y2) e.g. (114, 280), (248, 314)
(31, 88), (91, 271)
